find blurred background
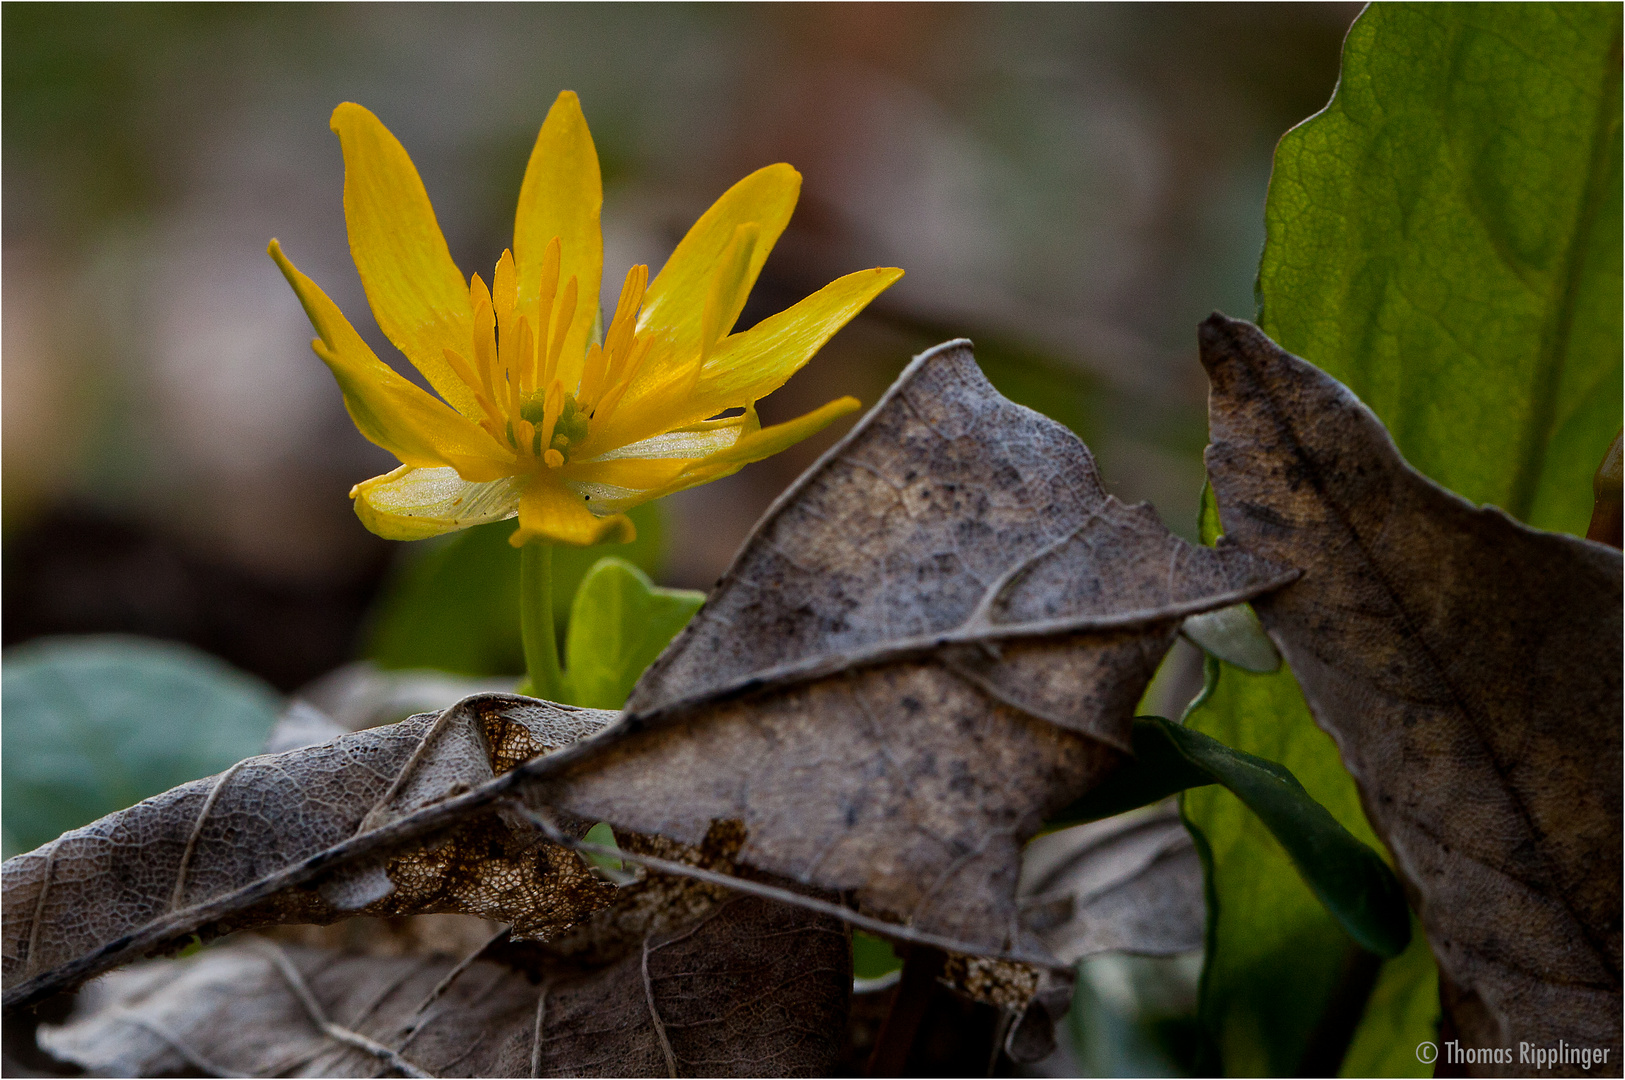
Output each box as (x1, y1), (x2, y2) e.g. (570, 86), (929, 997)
(4, 4), (1357, 1072)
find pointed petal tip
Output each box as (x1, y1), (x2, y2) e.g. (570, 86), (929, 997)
(329, 101), (375, 133)
(546, 89), (587, 123)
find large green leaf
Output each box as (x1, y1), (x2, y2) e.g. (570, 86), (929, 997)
(1257, 4), (1623, 536)
(365, 502), (666, 678)
(1189, 5), (1621, 1074)
(2, 635), (281, 857)
(560, 558), (704, 710)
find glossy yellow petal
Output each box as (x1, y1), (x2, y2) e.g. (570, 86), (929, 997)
(565, 457), (691, 493)
(514, 91), (601, 395)
(330, 103), (479, 418)
(352, 466), (523, 541)
(270, 241), (511, 481)
(598, 266), (901, 450)
(511, 478), (634, 547)
(639, 396), (861, 503)
(640, 163), (800, 358)
(700, 224), (759, 360)
(586, 411), (757, 462)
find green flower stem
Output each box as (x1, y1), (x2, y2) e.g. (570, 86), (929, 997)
(519, 540), (566, 702)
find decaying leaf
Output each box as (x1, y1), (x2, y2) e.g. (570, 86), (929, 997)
(41, 826), (850, 1078)
(4, 337), (1291, 1023)
(1019, 802), (1203, 963)
(1200, 314), (1623, 1063)
(503, 338), (1293, 960)
(3, 697), (619, 1008)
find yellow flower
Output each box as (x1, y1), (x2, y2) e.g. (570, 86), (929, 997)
(270, 92), (901, 547)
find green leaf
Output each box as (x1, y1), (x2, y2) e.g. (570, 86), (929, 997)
(1257, 4), (1623, 537)
(1181, 663), (1384, 1075)
(365, 502), (666, 678)
(560, 557), (705, 710)
(2, 635), (281, 857)
(1337, 920), (1439, 1079)
(1050, 716), (1408, 961)
(851, 931), (902, 981)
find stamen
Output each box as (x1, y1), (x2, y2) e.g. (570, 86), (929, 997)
(540, 380), (565, 456)
(470, 287), (498, 403)
(533, 238), (561, 390)
(493, 250), (517, 339)
(546, 275), (579, 385)
(592, 334), (655, 428)
(544, 449), (565, 469)
(442, 348), (506, 433)
(515, 317), (536, 399)
(603, 264), (647, 371)
(578, 341), (609, 411)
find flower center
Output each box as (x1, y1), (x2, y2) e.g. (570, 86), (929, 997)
(520, 392), (591, 463)
(441, 238), (654, 472)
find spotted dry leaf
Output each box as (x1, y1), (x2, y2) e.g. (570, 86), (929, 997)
(42, 827), (850, 1078)
(3, 697), (618, 1009)
(1200, 314), (1624, 1067)
(507, 339), (1292, 958)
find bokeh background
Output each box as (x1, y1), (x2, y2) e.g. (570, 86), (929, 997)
(4, 5), (1358, 1072)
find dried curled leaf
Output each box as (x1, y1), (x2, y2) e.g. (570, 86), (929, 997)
(509, 339), (1293, 958)
(1200, 314), (1623, 1063)
(3, 697), (618, 1007)
(1019, 802), (1203, 964)
(42, 827), (850, 1078)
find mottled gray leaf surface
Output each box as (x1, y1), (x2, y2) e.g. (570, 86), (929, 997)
(42, 829), (849, 1078)
(1019, 802), (1203, 963)
(1200, 314), (1623, 1067)
(3, 697), (618, 1007)
(510, 339), (1292, 958)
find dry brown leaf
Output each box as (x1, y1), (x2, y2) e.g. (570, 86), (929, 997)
(4, 338), (1289, 1020)
(505, 339), (1290, 959)
(3, 697), (619, 1008)
(42, 828), (850, 1078)
(1200, 314), (1623, 1066)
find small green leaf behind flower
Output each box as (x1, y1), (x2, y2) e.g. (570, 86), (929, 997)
(560, 557), (705, 711)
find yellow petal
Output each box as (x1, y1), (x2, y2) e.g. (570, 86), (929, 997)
(565, 456), (691, 494)
(330, 103), (479, 419)
(640, 163), (800, 358)
(700, 223), (759, 360)
(352, 465), (523, 541)
(270, 241), (511, 481)
(514, 91), (602, 396)
(585, 411), (757, 462)
(511, 479), (634, 547)
(638, 396), (861, 502)
(598, 266), (901, 449)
